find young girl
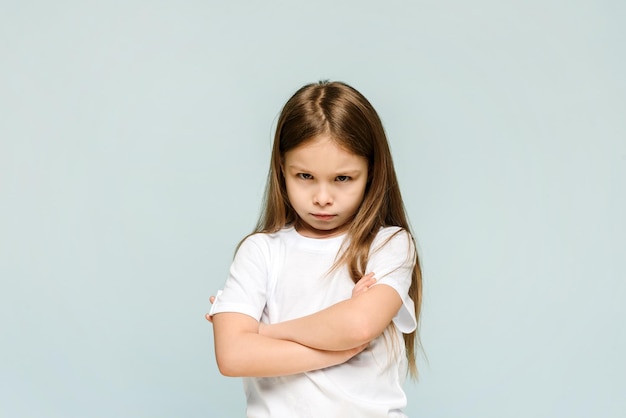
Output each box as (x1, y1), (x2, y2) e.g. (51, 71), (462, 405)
(206, 81), (422, 417)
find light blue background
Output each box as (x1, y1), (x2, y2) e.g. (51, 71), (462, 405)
(1, 1), (624, 417)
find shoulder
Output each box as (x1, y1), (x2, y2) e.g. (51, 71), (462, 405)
(371, 226), (414, 251)
(368, 227), (416, 267)
(236, 228), (292, 256)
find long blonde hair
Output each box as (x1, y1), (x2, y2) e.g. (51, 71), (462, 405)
(254, 80), (422, 377)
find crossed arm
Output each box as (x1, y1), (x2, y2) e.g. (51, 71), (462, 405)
(208, 273), (403, 377)
(211, 312), (366, 377)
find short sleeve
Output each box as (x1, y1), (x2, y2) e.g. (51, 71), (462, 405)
(367, 227), (417, 333)
(209, 234), (270, 321)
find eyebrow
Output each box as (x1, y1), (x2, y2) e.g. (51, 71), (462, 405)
(286, 165), (364, 175)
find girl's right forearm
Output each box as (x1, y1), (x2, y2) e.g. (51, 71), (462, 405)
(217, 333), (359, 377)
(213, 312), (361, 377)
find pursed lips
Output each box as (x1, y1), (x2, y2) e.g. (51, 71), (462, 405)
(311, 213), (336, 220)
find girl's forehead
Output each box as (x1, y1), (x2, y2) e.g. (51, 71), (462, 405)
(283, 135), (367, 172)
(286, 134), (354, 155)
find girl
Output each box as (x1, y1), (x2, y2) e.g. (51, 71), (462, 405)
(207, 81), (422, 417)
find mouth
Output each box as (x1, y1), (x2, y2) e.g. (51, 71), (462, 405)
(311, 213), (336, 221)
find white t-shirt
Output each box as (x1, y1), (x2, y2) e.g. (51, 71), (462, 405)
(210, 226), (417, 418)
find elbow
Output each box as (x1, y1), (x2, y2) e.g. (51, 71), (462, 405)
(215, 350), (245, 377)
(218, 366), (240, 378)
(216, 361), (238, 377)
(344, 285), (400, 345)
(349, 315), (383, 345)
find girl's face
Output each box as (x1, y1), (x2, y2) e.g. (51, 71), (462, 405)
(282, 134), (368, 238)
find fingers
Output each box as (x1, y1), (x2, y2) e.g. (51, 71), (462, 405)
(352, 272), (376, 298)
(206, 296), (216, 323)
(355, 272), (374, 285)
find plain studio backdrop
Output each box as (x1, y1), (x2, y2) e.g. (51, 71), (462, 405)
(1, 1), (624, 417)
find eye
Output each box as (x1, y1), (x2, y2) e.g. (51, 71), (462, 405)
(297, 173), (313, 180)
(336, 175), (351, 182)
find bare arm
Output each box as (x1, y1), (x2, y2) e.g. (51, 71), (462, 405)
(212, 312), (366, 377)
(260, 228), (416, 351)
(259, 283), (402, 351)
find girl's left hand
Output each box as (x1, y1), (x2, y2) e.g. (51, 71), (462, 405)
(207, 273), (377, 322)
(352, 272), (376, 298)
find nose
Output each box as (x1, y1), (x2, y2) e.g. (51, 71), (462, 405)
(313, 184), (333, 206)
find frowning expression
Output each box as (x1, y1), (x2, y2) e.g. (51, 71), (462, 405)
(283, 134), (368, 238)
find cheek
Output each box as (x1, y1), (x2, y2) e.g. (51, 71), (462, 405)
(354, 188), (368, 209)
(347, 189), (366, 210)
(283, 177), (294, 193)
(284, 179), (303, 201)
(355, 180), (368, 200)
